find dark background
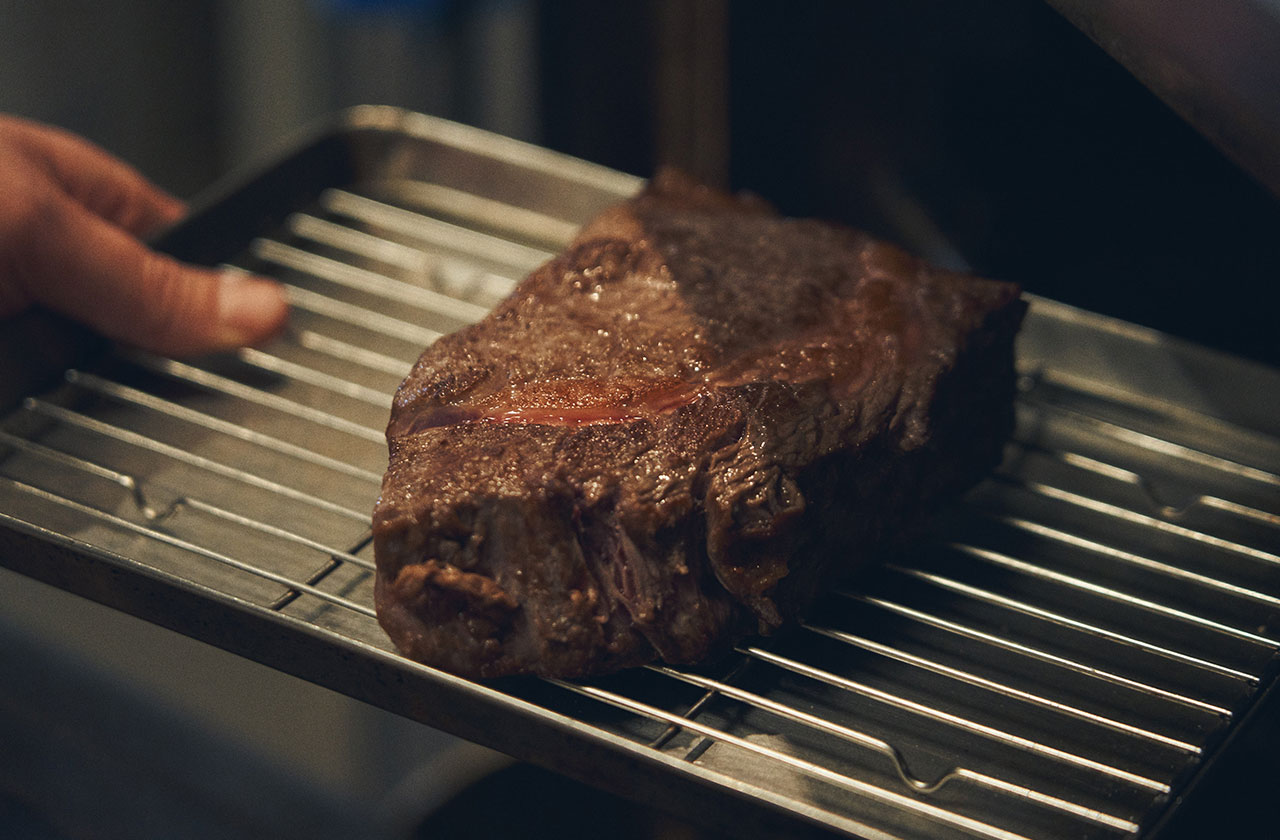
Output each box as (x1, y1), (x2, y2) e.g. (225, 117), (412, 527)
(539, 1), (1280, 369)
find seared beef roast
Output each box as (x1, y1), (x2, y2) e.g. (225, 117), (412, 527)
(373, 170), (1025, 679)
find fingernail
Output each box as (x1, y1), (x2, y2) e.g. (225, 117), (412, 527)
(216, 269), (288, 346)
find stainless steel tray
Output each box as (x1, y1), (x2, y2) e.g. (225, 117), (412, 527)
(1, 105), (1278, 840)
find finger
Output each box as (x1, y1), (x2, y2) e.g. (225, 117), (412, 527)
(15, 196), (287, 356)
(3, 115), (186, 237)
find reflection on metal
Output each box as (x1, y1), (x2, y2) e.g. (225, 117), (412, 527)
(1047, 0), (1280, 198)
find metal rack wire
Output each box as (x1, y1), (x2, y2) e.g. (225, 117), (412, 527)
(1, 112), (1277, 840)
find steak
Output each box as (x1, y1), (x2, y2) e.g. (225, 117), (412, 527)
(373, 169), (1025, 680)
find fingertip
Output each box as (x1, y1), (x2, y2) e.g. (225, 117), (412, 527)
(115, 180), (187, 240)
(213, 269), (290, 349)
(146, 193), (188, 233)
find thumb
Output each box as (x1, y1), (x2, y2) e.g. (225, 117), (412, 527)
(21, 197), (288, 356)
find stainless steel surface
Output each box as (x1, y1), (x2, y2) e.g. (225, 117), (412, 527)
(1046, 0), (1280, 199)
(1, 105), (1278, 839)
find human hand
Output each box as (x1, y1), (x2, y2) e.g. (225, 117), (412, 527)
(0, 115), (288, 356)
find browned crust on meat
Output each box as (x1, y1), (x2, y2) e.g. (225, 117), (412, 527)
(372, 168), (1025, 679)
